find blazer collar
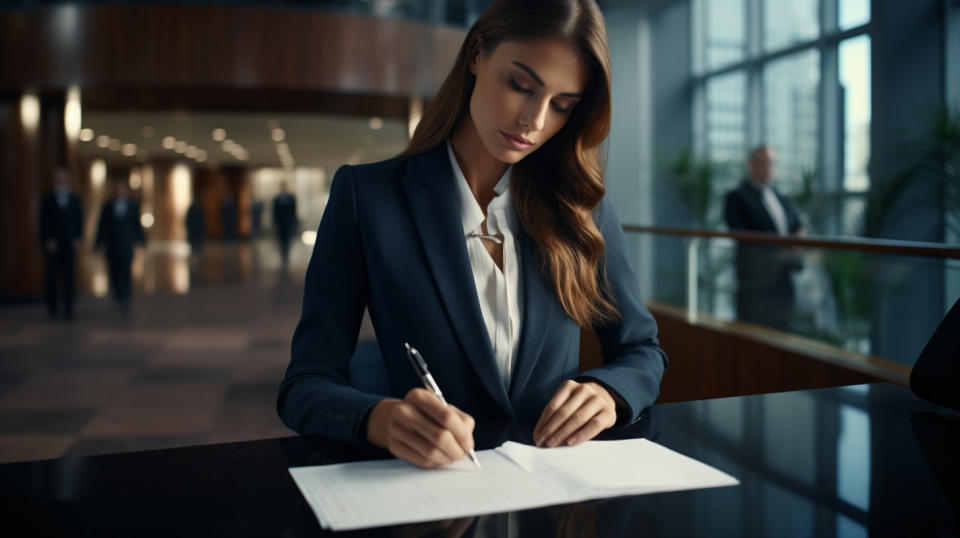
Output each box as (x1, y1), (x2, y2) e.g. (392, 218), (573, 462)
(400, 145), (514, 419)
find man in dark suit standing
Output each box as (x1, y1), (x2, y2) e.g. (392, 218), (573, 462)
(185, 200), (205, 256)
(39, 168), (83, 320)
(724, 145), (804, 331)
(95, 179), (145, 314)
(272, 181), (298, 269)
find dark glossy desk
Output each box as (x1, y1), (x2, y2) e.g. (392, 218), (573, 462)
(1, 383), (958, 537)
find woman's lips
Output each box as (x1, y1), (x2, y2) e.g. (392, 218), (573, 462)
(500, 131), (533, 150)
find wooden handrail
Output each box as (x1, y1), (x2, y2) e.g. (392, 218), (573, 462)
(622, 225), (960, 259)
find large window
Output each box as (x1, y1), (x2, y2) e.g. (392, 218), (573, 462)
(764, 49), (820, 194)
(693, 0), (871, 236)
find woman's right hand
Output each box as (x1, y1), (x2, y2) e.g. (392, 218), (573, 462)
(366, 388), (476, 468)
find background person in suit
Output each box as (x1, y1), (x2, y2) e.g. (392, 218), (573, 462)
(39, 167), (83, 320)
(278, 0), (667, 470)
(95, 179), (145, 314)
(724, 145), (805, 331)
(220, 194), (237, 242)
(185, 201), (205, 256)
(272, 181), (297, 268)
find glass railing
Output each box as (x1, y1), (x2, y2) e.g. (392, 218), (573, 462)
(621, 226), (960, 369)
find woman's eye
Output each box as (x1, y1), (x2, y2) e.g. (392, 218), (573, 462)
(551, 102), (571, 114)
(509, 76), (532, 94)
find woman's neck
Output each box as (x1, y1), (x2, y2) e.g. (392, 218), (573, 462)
(449, 116), (509, 212)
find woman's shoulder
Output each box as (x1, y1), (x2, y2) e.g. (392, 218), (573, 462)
(333, 145), (445, 185)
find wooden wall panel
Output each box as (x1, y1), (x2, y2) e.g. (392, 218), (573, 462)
(579, 303), (911, 403)
(0, 6), (465, 98)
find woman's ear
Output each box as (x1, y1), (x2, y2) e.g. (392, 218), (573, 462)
(470, 39), (484, 75)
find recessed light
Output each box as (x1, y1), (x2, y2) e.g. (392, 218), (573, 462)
(79, 128), (94, 142)
(272, 128), (285, 142)
(162, 136), (176, 149)
(96, 135), (110, 148)
(212, 128), (226, 141)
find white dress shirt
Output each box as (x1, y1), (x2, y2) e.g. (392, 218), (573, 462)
(756, 183), (789, 236)
(114, 199), (128, 219)
(447, 142), (523, 391)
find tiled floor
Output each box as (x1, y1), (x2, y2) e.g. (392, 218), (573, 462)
(0, 239), (364, 464)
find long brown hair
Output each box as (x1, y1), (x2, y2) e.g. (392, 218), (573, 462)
(402, 0), (617, 327)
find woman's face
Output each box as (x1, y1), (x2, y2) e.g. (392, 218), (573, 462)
(469, 37), (589, 164)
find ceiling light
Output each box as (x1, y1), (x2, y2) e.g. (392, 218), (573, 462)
(272, 128), (285, 142)
(369, 117), (383, 130)
(174, 141), (187, 153)
(122, 143), (137, 156)
(79, 128), (94, 142)
(186, 147), (198, 158)
(222, 139), (235, 152)
(212, 128), (226, 141)
(162, 136), (176, 149)
(96, 135), (110, 148)
(108, 139), (121, 151)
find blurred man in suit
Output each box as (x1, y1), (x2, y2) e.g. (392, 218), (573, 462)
(724, 145), (804, 331)
(272, 181), (297, 269)
(39, 167), (83, 320)
(220, 194), (237, 242)
(95, 179), (145, 314)
(186, 200), (205, 256)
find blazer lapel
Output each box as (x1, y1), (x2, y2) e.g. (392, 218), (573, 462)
(400, 145), (514, 418)
(508, 228), (554, 402)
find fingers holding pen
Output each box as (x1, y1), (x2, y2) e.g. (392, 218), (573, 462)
(385, 388), (476, 468)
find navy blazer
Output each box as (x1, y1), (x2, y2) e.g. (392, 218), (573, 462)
(277, 145), (667, 444)
(724, 180), (802, 234)
(94, 199), (146, 261)
(39, 191), (83, 246)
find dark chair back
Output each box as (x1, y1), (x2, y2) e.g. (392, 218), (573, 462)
(910, 297), (960, 411)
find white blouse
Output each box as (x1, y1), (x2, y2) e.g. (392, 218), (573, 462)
(447, 142), (523, 391)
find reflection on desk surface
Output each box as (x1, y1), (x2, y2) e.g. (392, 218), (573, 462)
(0, 383), (957, 537)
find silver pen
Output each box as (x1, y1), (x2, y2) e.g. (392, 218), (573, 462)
(404, 342), (482, 469)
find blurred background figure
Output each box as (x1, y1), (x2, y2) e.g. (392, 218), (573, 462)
(95, 179), (146, 315)
(220, 194), (237, 242)
(272, 181), (297, 269)
(250, 198), (264, 239)
(39, 167), (83, 321)
(186, 200), (205, 257)
(724, 145), (805, 331)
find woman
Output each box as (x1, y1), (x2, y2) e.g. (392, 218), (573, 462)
(278, 0), (667, 468)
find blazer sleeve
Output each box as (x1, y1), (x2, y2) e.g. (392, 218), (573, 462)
(94, 204), (107, 251)
(577, 198), (668, 428)
(71, 198), (84, 242)
(277, 165), (385, 443)
(38, 196), (52, 244)
(133, 202), (146, 245)
(724, 189), (747, 231)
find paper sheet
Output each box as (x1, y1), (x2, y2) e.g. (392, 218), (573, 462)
(289, 438), (739, 531)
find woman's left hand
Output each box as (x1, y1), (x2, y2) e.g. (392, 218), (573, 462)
(533, 380), (618, 448)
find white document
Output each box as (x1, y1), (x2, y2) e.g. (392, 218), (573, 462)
(289, 438), (739, 531)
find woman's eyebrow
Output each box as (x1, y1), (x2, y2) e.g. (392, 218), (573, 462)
(511, 61), (583, 98)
